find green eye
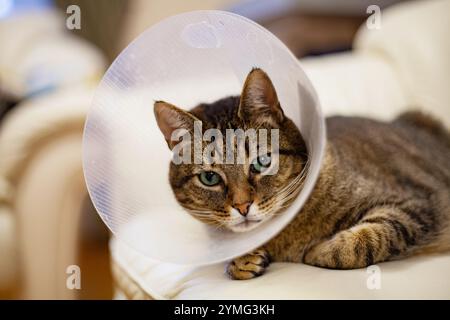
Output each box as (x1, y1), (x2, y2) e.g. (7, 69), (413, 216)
(251, 154), (272, 173)
(199, 171), (221, 186)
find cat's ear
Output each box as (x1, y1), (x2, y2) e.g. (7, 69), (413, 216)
(238, 68), (284, 126)
(154, 101), (199, 150)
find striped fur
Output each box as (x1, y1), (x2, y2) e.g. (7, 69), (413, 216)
(154, 69), (450, 280)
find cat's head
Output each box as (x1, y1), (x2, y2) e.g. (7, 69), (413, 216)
(154, 68), (307, 232)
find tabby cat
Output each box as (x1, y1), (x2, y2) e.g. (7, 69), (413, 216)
(154, 68), (450, 280)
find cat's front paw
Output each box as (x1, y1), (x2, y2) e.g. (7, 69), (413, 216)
(226, 249), (270, 280)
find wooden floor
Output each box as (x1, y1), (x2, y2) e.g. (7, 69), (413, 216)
(77, 238), (114, 299)
(76, 198), (114, 300)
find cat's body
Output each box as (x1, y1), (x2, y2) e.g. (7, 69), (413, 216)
(265, 113), (450, 268)
(154, 68), (450, 280)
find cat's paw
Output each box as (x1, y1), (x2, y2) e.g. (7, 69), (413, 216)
(226, 249), (270, 280)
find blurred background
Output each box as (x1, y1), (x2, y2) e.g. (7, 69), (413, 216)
(0, 0), (448, 299)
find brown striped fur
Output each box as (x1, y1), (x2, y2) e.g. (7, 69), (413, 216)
(154, 68), (450, 280)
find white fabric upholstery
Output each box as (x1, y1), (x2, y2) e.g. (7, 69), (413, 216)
(0, 89), (94, 298)
(0, 9), (105, 97)
(111, 239), (450, 299)
(302, 0), (450, 126)
(354, 0), (450, 124)
(109, 0), (450, 299)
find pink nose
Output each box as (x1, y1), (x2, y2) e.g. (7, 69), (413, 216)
(233, 202), (252, 217)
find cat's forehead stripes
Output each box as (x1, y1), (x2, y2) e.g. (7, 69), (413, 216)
(191, 96), (243, 132)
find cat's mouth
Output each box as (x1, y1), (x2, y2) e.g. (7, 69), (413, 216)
(228, 219), (262, 233)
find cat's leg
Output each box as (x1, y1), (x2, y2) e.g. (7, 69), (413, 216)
(303, 207), (422, 269)
(226, 248), (271, 280)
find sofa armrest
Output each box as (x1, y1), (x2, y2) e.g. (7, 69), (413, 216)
(0, 89), (91, 299)
(14, 131), (86, 299)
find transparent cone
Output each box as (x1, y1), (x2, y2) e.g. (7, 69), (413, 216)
(83, 10), (326, 266)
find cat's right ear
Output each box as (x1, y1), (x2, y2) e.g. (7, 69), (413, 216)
(154, 101), (199, 150)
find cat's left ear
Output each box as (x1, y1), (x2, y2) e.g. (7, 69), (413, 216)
(238, 68), (284, 126)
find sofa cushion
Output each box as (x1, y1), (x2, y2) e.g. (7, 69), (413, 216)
(111, 238), (450, 299)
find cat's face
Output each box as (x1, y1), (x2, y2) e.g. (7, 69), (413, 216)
(154, 68), (307, 232)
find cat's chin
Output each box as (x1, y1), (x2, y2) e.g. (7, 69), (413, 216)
(228, 219), (262, 233)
